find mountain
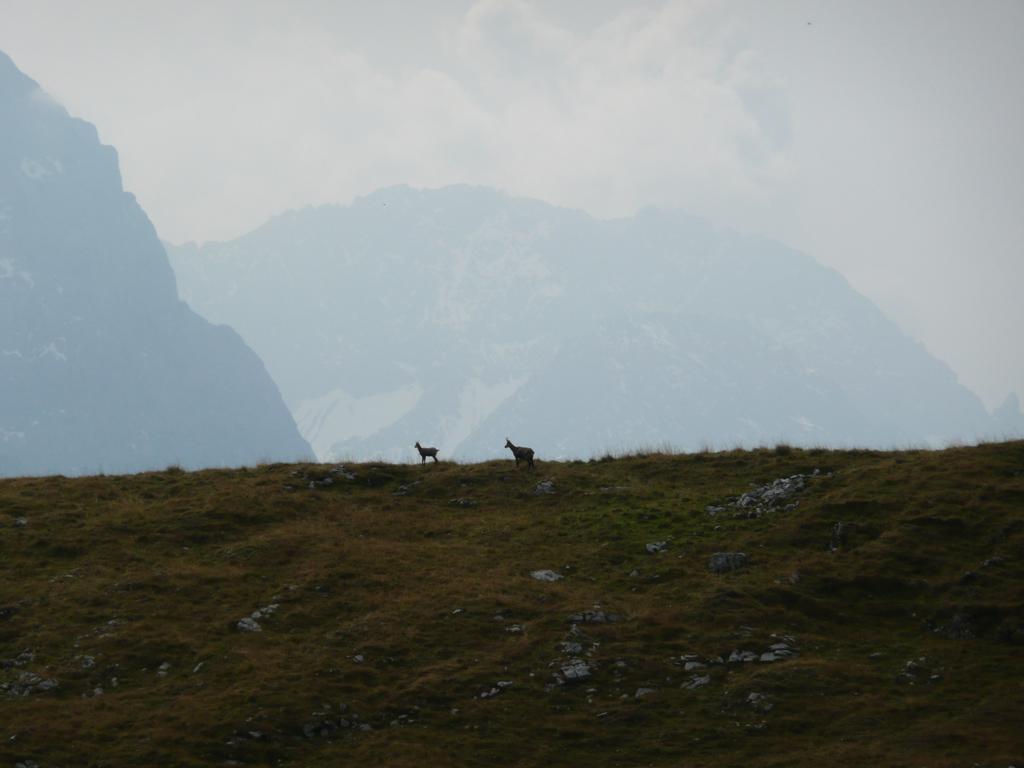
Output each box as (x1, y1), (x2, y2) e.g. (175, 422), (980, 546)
(993, 393), (1024, 436)
(0, 50), (311, 476)
(167, 184), (995, 461)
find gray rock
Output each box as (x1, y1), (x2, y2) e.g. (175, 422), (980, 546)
(560, 660), (592, 682)
(534, 480), (555, 494)
(634, 687), (657, 699)
(14, 517), (27, 527)
(530, 569), (563, 582)
(567, 610), (622, 624)
(157, 661), (171, 677)
(727, 650), (758, 663)
(683, 674), (710, 689)
(250, 603), (279, 621)
(708, 552), (748, 573)
(829, 521), (849, 551)
(237, 617), (262, 632)
(684, 661), (705, 671)
(645, 541), (668, 554)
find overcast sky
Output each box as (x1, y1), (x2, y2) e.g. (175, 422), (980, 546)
(1, 0), (1021, 409)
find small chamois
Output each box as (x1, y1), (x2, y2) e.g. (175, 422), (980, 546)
(504, 437), (535, 469)
(414, 441), (439, 464)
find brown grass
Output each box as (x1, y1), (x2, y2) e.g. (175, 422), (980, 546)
(1, 443), (1023, 766)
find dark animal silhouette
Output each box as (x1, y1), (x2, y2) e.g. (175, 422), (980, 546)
(504, 438), (535, 469)
(415, 441), (439, 463)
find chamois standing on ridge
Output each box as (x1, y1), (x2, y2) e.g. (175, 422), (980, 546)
(504, 438), (535, 469)
(414, 441), (439, 463)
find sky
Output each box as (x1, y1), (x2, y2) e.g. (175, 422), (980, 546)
(0, 0), (1021, 409)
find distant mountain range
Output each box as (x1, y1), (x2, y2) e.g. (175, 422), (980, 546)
(167, 184), (1020, 461)
(0, 50), (311, 476)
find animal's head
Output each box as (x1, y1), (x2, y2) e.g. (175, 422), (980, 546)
(415, 441), (421, 448)
(504, 438), (513, 448)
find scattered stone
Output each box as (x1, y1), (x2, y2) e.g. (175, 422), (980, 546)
(193, 662), (204, 673)
(560, 641), (583, 655)
(560, 660), (592, 682)
(746, 692), (773, 712)
(634, 687), (657, 699)
(829, 521), (850, 552)
(451, 608), (465, 615)
(930, 612), (974, 640)
(684, 661), (705, 671)
(449, 497), (475, 507)
(353, 654), (364, 663)
(628, 569), (640, 578)
(683, 674), (710, 690)
(237, 617), (262, 633)
(157, 662), (171, 677)
(252, 603), (279, 620)
(727, 650), (758, 663)
(534, 480), (555, 494)
(708, 552), (748, 574)
(80, 655), (96, 669)
(506, 624), (525, 633)
(14, 517), (27, 527)
(1, 671), (59, 696)
(708, 473), (819, 519)
(530, 569), (563, 582)
(567, 610), (622, 624)
(897, 657), (940, 684)
(329, 465), (356, 480)
(645, 541), (668, 554)
(981, 556), (1005, 568)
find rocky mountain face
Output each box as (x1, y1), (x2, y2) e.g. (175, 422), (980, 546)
(0, 50), (311, 476)
(168, 184), (1001, 462)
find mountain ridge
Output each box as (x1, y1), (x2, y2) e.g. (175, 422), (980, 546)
(168, 183), (1002, 461)
(0, 49), (312, 476)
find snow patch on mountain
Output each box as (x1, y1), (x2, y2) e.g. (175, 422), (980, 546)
(20, 156), (62, 180)
(293, 383), (423, 461)
(0, 427), (26, 442)
(446, 375), (528, 454)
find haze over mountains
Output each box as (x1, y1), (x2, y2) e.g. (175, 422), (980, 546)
(0, 50), (310, 476)
(168, 185), (1021, 462)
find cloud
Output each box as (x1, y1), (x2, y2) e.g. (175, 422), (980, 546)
(0, 0), (788, 243)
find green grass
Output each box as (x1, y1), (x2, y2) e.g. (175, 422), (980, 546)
(1, 442), (1023, 767)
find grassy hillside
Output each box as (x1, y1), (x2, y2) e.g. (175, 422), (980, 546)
(1, 442), (1022, 767)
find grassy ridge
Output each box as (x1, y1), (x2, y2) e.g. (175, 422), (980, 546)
(1, 442), (1022, 767)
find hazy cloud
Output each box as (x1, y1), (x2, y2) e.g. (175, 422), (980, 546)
(0, 0), (1021, 407)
